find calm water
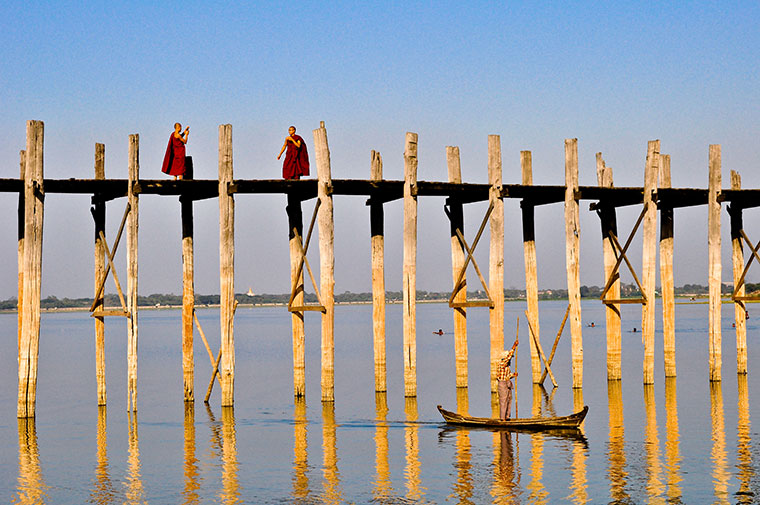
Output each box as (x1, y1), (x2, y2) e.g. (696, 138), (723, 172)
(2, 300), (759, 504)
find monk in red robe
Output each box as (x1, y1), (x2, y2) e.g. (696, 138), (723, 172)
(161, 123), (190, 180)
(277, 126), (310, 180)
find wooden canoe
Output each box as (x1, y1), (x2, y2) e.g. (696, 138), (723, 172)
(437, 404), (588, 429)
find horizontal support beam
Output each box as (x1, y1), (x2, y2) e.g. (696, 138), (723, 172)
(288, 305), (326, 313)
(602, 298), (646, 305)
(91, 310), (130, 317)
(450, 300), (494, 308)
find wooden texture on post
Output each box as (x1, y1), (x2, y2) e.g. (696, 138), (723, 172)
(447, 146), (468, 388)
(564, 139), (583, 389)
(641, 140), (660, 385)
(659, 154), (677, 377)
(181, 173), (195, 402)
(708, 144), (722, 382)
(94, 143), (107, 405)
(18, 120), (44, 419)
(403, 132), (419, 397)
(488, 135), (504, 393)
(17, 150), (25, 357)
(287, 192), (306, 397)
(596, 153), (621, 380)
(314, 121), (335, 402)
(370, 150), (387, 392)
(218, 124), (236, 406)
(521, 150), (541, 383)
(730, 170), (747, 375)
(126, 134), (139, 412)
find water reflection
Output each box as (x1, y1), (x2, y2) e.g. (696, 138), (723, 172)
(736, 374), (754, 503)
(404, 396), (424, 501)
(492, 430), (520, 503)
(664, 378), (682, 503)
(220, 407), (241, 504)
(183, 403), (200, 505)
(293, 397), (309, 501)
(710, 381), (729, 504)
(643, 384), (664, 501)
(124, 412), (145, 505)
(451, 387), (473, 503)
(607, 380), (629, 503)
(373, 392), (391, 502)
(89, 406), (115, 505)
(14, 417), (47, 505)
(527, 385), (548, 505)
(569, 388), (587, 504)
(322, 402), (343, 504)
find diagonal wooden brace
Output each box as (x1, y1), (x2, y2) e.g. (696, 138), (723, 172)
(732, 230), (760, 300)
(539, 304), (570, 385)
(90, 201), (131, 312)
(599, 203), (648, 303)
(525, 310), (558, 388)
(204, 300), (238, 403)
(445, 201), (494, 307)
(287, 199), (325, 312)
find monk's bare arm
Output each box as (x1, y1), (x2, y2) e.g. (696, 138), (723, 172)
(277, 141), (288, 160)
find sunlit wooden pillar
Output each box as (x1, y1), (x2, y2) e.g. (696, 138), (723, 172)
(18, 120), (44, 419)
(369, 151), (387, 392)
(181, 164), (195, 402)
(564, 138), (583, 388)
(93, 143), (107, 405)
(218, 124), (236, 406)
(708, 144), (722, 382)
(659, 154), (676, 378)
(287, 192), (306, 397)
(447, 146), (468, 388)
(729, 170), (747, 375)
(641, 140), (659, 385)
(314, 121), (335, 402)
(521, 150), (541, 383)
(126, 134), (140, 412)
(403, 132), (418, 397)
(488, 135), (504, 393)
(17, 150), (25, 364)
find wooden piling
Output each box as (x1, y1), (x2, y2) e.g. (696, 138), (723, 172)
(93, 143), (107, 405)
(126, 134), (139, 412)
(181, 171), (195, 402)
(521, 150), (541, 383)
(447, 146), (468, 388)
(596, 153), (621, 380)
(564, 139), (583, 388)
(314, 121), (335, 402)
(403, 132), (418, 397)
(708, 144), (722, 382)
(641, 140), (659, 385)
(488, 135), (504, 393)
(18, 120), (44, 419)
(287, 192), (306, 397)
(218, 124), (235, 406)
(659, 154), (676, 377)
(17, 150), (25, 355)
(730, 170), (747, 375)
(370, 150), (387, 392)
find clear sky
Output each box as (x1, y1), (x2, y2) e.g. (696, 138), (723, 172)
(1, 1), (758, 298)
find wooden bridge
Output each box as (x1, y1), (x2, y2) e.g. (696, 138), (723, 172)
(11, 120), (754, 418)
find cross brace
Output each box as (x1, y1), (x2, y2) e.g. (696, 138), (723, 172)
(287, 199), (326, 313)
(732, 229), (760, 302)
(90, 201), (131, 317)
(598, 203), (648, 306)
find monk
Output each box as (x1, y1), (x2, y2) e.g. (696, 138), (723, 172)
(161, 123), (189, 180)
(277, 126), (310, 180)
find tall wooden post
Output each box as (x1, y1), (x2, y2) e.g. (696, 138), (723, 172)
(218, 124), (236, 406)
(126, 134), (139, 412)
(564, 139), (583, 388)
(181, 170), (195, 402)
(314, 121), (335, 402)
(730, 170), (747, 375)
(660, 154), (677, 377)
(403, 132), (418, 397)
(521, 150), (541, 383)
(287, 192), (306, 397)
(596, 153), (621, 380)
(93, 143), (107, 405)
(488, 135), (504, 393)
(17, 150), (25, 357)
(708, 144), (722, 382)
(18, 120), (44, 419)
(447, 146), (468, 388)
(641, 140), (659, 385)
(370, 150), (386, 392)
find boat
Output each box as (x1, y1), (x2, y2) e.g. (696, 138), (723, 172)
(437, 404), (588, 430)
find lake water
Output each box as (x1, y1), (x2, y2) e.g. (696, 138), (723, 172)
(2, 299), (759, 504)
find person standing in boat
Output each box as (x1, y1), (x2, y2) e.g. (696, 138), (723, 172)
(496, 341), (519, 420)
(161, 123), (189, 180)
(277, 125), (310, 180)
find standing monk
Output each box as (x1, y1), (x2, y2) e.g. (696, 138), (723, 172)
(496, 340), (519, 420)
(277, 125), (310, 180)
(161, 123), (190, 180)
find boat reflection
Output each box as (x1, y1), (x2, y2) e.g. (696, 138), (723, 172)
(322, 401), (343, 504)
(15, 416), (48, 505)
(607, 380), (628, 502)
(643, 384), (664, 501)
(183, 402), (200, 505)
(292, 396), (309, 501)
(373, 392), (391, 502)
(736, 374), (754, 503)
(89, 406), (115, 505)
(664, 377), (682, 502)
(124, 411), (145, 505)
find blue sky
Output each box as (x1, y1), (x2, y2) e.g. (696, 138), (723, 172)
(1, 1), (759, 298)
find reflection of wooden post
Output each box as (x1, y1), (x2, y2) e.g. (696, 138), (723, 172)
(709, 382), (729, 501)
(182, 402), (199, 502)
(521, 151), (541, 383)
(370, 151), (387, 393)
(221, 407), (241, 502)
(644, 384), (664, 499)
(729, 170), (747, 375)
(736, 375), (752, 499)
(488, 135), (504, 393)
(322, 402), (342, 502)
(218, 124), (235, 406)
(403, 132), (418, 397)
(404, 397), (422, 501)
(660, 155), (676, 378)
(126, 412), (145, 502)
(597, 153), (622, 380)
(18, 120), (44, 419)
(373, 392), (391, 500)
(708, 145), (722, 382)
(607, 380), (627, 503)
(287, 193), (306, 397)
(447, 146), (468, 388)
(293, 397), (309, 499)
(454, 387), (473, 503)
(181, 172), (195, 402)
(126, 134), (140, 412)
(664, 378), (682, 502)
(91, 406), (112, 502)
(564, 139), (583, 389)
(642, 140), (659, 385)
(529, 385), (546, 502)
(314, 121), (335, 402)
(16, 418), (45, 503)
(93, 144), (107, 406)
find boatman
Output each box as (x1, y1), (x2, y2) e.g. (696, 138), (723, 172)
(496, 340), (519, 420)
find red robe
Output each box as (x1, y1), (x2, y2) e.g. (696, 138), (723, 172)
(282, 134), (310, 180)
(161, 133), (186, 176)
